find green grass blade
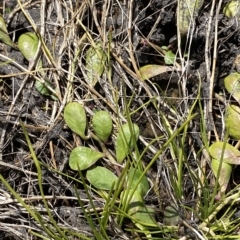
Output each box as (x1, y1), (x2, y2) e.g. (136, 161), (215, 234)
(21, 120), (68, 240)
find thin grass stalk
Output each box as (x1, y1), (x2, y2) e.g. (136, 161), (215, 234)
(77, 167), (109, 239)
(74, 185), (104, 240)
(30, 231), (51, 240)
(100, 182), (115, 229)
(21, 121), (68, 239)
(177, 94), (199, 199)
(101, 160), (129, 228)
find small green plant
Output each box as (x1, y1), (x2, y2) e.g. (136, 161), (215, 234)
(209, 72), (240, 199)
(161, 46), (176, 65)
(63, 102), (157, 234)
(209, 142), (240, 199)
(138, 43), (177, 80)
(0, 15), (57, 99)
(119, 167), (156, 236)
(18, 32), (57, 99)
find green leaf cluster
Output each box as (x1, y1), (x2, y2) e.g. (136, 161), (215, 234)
(63, 102), (154, 232)
(63, 102), (140, 189)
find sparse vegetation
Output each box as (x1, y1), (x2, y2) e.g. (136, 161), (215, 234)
(1, 0), (240, 239)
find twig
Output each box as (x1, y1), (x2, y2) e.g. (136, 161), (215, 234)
(0, 161), (38, 176)
(209, 0), (223, 142)
(127, 0), (141, 79)
(204, 0), (220, 142)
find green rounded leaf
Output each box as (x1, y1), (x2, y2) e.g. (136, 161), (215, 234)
(211, 158), (232, 197)
(18, 32), (39, 61)
(116, 123), (140, 163)
(224, 72), (240, 102)
(64, 102), (87, 139)
(164, 206), (179, 226)
(225, 105), (240, 140)
(223, 1), (240, 18)
(85, 42), (107, 87)
(127, 167), (149, 197)
(209, 141), (240, 165)
(69, 146), (104, 171)
(0, 15), (17, 49)
(92, 111), (112, 142)
(86, 166), (118, 190)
